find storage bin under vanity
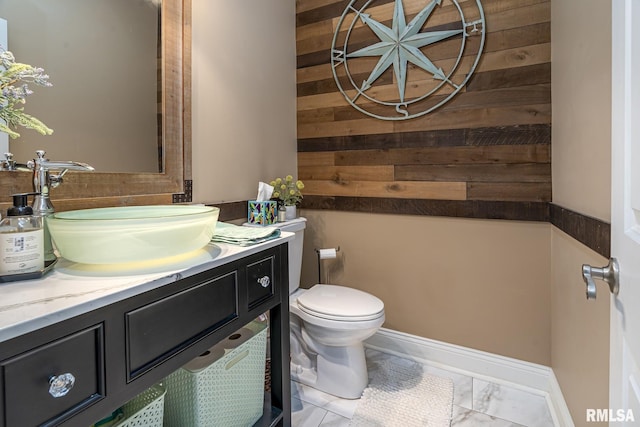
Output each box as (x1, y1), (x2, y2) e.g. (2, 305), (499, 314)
(163, 319), (268, 427)
(92, 383), (166, 427)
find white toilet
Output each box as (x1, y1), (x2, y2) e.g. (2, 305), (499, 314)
(275, 217), (385, 399)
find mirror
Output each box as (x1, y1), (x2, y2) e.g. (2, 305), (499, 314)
(0, 0), (191, 210)
(2, 0), (162, 173)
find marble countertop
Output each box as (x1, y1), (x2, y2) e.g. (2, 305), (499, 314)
(0, 232), (293, 342)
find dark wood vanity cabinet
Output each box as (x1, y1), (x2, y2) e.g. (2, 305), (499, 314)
(0, 243), (291, 427)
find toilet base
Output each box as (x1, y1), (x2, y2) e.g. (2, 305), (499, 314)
(291, 341), (368, 399)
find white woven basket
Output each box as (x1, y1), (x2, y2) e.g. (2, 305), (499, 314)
(118, 383), (166, 427)
(163, 320), (268, 427)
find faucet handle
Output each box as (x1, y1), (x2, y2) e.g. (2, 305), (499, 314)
(1, 152), (15, 171)
(49, 173), (64, 189)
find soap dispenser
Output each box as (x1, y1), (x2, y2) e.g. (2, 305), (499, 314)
(0, 193), (44, 275)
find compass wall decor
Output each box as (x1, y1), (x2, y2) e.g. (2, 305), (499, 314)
(331, 0), (485, 121)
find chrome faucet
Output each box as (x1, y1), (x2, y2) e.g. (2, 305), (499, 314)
(27, 150), (95, 262)
(1, 152), (16, 171)
(28, 150), (95, 216)
(0, 152), (30, 171)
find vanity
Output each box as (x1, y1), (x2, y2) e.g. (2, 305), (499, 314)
(0, 234), (292, 427)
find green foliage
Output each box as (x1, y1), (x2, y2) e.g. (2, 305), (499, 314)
(270, 175), (305, 206)
(0, 47), (53, 139)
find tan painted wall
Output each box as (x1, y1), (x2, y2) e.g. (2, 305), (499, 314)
(191, 0), (297, 204)
(551, 0), (611, 424)
(551, 229), (609, 426)
(551, 0), (611, 222)
(300, 209), (552, 365)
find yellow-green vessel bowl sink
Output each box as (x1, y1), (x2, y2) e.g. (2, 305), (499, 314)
(47, 205), (219, 264)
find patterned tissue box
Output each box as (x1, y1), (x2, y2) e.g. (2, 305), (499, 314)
(247, 200), (278, 226)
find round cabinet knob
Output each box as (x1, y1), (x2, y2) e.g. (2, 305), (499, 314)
(257, 276), (270, 288)
(48, 373), (75, 398)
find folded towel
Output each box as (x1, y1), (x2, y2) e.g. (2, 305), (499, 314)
(212, 222), (281, 246)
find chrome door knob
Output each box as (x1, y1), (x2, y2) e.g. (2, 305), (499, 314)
(581, 257), (620, 300)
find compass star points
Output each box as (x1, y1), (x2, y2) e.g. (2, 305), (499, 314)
(347, 0), (460, 102)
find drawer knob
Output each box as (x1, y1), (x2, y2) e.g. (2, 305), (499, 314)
(48, 373), (75, 398)
(257, 276), (270, 288)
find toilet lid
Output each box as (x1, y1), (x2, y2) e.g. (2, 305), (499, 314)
(296, 284), (384, 321)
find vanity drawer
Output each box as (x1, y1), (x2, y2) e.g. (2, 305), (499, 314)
(126, 270), (238, 380)
(247, 255), (276, 309)
(1, 325), (105, 427)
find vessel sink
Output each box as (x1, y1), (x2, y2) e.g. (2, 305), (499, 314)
(47, 205), (219, 264)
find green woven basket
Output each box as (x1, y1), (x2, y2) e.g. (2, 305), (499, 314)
(163, 320), (268, 427)
(118, 383), (166, 427)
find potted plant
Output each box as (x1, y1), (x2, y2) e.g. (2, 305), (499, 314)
(270, 175), (304, 220)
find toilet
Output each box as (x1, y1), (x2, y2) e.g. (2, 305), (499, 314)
(274, 217), (385, 399)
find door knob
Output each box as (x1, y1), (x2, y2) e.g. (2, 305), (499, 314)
(581, 257), (620, 300)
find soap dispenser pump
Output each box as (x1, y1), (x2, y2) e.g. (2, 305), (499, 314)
(0, 193), (44, 276)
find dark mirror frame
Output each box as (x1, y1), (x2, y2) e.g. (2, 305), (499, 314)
(0, 0), (191, 212)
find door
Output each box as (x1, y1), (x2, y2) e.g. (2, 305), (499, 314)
(610, 0), (640, 423)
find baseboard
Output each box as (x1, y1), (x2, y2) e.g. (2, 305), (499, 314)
(548, 370), (576, 427)
(365, 328), (574, 427)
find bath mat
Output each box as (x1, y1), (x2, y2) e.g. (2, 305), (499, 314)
(349, 358), (454, 427)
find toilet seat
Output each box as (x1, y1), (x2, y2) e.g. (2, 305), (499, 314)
(296, 284), (384, 322)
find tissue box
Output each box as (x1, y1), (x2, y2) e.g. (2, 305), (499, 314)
(247, 200), (277, 226)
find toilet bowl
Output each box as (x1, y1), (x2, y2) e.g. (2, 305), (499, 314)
(273, 217), (385, 399)
(289, 284), (384, 399)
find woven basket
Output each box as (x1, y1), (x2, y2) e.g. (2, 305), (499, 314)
(118, 383), (166, 427)
(163, 320), (267, 427)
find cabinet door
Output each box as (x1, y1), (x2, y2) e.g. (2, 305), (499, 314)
(246, 255), (276, 309)
(1, 325), (105, 427)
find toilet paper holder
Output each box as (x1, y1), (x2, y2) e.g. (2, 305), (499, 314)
(315, 247), (340, 283)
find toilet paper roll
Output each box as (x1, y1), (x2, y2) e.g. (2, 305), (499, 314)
(219, 327), (255, 350)
(318, 248), (337, 260)
(183, 346), (226, 373)
(181, 327), (255, 373)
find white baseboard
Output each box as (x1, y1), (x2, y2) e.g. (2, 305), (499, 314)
(548, 371), (576, 427)
(365, 327), (574, 427)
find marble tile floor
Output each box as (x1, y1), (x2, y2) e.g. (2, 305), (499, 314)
(291, 349), (556, 427)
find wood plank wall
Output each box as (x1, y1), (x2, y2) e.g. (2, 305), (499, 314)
(296, 0), (551, 221)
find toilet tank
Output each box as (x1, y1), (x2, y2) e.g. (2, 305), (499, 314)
(274, 217), (306, 294)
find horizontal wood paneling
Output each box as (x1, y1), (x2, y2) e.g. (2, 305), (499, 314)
(467, 63), (551, 92)
(395, 163), (551, 182)
(303, 195), (550, 222)
(298, 104), (551, 138)
(298, 124), (550, 151)
(299, 165), (395, 181)
(335, 144), (550, 166)
(467, 182), (551, 201)
(550, 204), (610, 258)
(209, 201), (248, 222)
(296, 0), (551, 218)
(304, 180), (467, 200)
